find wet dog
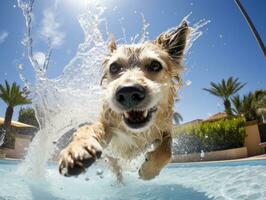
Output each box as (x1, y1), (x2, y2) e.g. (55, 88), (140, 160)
(59, 21), (189, 181)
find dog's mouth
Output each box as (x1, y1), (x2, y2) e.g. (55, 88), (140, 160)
(122, 106), (157, 129)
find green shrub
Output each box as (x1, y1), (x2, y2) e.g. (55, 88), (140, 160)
(173, 117), (246, 154)
(18, 107), (39, 128)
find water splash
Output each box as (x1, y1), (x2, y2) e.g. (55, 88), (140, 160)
(0, 128), (6, 146)
(16, 0), (209, 177)
(200, 150), (205, 160)
(17, 0), (106, 177)
(184, 14), (211, 54)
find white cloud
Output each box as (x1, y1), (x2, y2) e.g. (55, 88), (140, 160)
(33, 51), (46, 66)
(40, 9), (64, 47)
(0, 31), (8, 43)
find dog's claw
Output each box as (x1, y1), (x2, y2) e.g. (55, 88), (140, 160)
(95, 150), (102, 159)
(58, 137), (102, 177)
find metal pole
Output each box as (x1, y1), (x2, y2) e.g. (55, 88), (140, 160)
(234, 0), (266, 58)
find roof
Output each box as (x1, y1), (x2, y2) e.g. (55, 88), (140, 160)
(203, 112), (227, 122)
(181, 119), (203, 125)
(177, 112), (227, 127)
(0, 117), (35, 128)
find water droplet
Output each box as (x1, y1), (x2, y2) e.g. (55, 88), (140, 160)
(112, 6), (118, 11)
(185, 80), (192, 86)
(96, 168), (103, 176)
(200, 150), (205, 158)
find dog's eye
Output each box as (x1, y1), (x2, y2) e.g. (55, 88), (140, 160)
(109, 62), (122, 75)
(146, 61), (162, 72)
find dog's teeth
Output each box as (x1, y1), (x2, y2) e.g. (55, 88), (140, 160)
(124, 112), (129, 118)
(143, 110), (148, 118)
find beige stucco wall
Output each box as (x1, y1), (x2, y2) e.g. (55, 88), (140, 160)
(244, 121), (263, 156)
(5, 135), (32, 159)
(0, 149), (6, 158)
(172, 147), (248, 162)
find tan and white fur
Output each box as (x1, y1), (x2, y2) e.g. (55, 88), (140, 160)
(59, 21), (190, 181)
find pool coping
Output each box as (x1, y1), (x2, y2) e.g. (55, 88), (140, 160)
(1, 154), (266, 165)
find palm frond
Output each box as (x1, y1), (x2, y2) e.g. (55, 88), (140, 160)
(0, 80), (31, 107)
(204, 77), (245, 99)
(204, 77), (245, 116)
(231, 95), (243, 115)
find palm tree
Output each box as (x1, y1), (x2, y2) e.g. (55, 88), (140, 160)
(203, 77), (246, 117)
(0, 80), (31, 129)
(231, 95), (243, 116)
(173, 112), (183, 125)
(231, 93), (257, 121)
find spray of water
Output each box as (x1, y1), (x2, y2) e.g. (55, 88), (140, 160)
(17, 0), (106, 177)
(16, 0), (209, 177)
(0, 129), (6, 146)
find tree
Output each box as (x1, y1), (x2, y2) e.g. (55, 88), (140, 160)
(231, 93), (257, 121)
(231, 95), (243, 116)
(232, 90), (266, 122)
(0, 81), (31, 146)
(203, 77), (246, 117)
(18, 107), (39, 128)
(173, 112), (183, 125)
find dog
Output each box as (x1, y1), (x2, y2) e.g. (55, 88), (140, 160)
(59, 21), (189, 181)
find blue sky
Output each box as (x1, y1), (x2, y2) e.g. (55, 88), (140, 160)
(0, 0), (265, 123)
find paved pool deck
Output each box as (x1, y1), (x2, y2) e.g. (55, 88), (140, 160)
(171, 153), (266, 165)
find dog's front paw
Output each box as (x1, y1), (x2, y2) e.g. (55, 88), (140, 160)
(138, 159), (160, 180)
(59, 137), (102, 177)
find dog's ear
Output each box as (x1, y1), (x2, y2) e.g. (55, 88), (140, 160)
(155, 21), (189, 62)
(108, 35), (117, 53)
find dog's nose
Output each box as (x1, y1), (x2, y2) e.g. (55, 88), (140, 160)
(115, 85), (146, 109)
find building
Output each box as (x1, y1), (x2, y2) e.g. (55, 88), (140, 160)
(0, 117), (37, 159)
(173, 112), (266, 162)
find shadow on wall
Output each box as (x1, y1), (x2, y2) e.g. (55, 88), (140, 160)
(258, 123), (266, 143)
(245, 120), (266, 156)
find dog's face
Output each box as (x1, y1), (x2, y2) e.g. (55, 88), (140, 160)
(102, 21), (189, 132)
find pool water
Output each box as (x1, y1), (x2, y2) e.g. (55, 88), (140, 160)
(0, 159), (266, 200)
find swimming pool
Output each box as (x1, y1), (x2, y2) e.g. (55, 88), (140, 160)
(0, 159), (265, 200)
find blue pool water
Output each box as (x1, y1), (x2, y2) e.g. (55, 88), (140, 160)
(0, 159), (266, 200)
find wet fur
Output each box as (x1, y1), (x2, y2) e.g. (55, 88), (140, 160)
(59, 21), (190, 181)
